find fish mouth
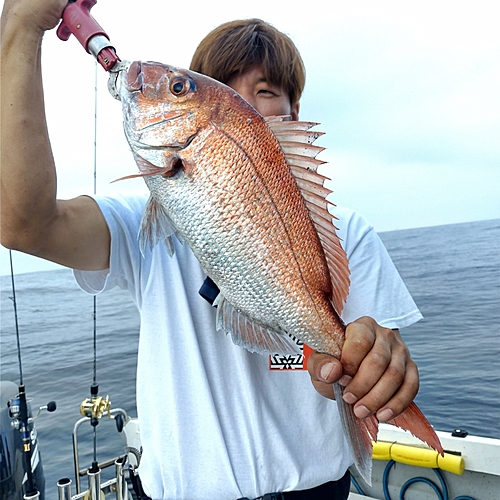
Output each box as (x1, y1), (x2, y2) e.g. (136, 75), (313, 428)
(123, 61), (143, 93)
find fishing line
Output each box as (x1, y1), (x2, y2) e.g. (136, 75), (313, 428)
(9, 250), (23, 385)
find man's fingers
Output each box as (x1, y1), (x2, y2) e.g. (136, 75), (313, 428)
(340, 334), (393, 407)
(339, 319), (419, 418)
(307, 351), (343, 400)
(341, 317), (376, 376)
(375, 360), (420, 421)
(345, 356), (419, 420)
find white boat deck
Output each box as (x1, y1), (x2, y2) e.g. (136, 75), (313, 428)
(346, 424), (500, 500)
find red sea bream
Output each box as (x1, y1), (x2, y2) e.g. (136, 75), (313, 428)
(118, 60), (443, 484)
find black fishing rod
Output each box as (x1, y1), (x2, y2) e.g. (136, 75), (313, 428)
(7, 251), (57, 500)
(9, 251), (37, 499)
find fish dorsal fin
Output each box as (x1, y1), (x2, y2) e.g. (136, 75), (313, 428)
(139, 195), (178, 257)
(267, 117), (350, 315)
(214, 295), (301, 355)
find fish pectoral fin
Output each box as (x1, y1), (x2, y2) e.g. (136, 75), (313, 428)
(139, 195), (178, 256)
(214, 295), (301, 355)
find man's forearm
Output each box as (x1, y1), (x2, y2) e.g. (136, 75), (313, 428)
(1, 9), (58, 252)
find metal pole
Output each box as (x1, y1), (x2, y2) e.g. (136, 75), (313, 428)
(57, 478), (72, 500)
(23, 492), (40, 500)
(87, 466), (102, 500)
(115, 457), (127, 500)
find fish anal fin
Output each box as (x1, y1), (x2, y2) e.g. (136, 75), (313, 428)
(387, 401), (444, 456)
(214, 295), (301, 355)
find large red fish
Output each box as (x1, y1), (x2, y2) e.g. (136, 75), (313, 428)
(118, 60), (443, 483)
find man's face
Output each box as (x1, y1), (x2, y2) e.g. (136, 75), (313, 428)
(226, 65), (300, 120)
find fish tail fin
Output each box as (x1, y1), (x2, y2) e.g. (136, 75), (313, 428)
(333, 381), (375, 486)
(333, 383), (444, 486)
(388, 401), (444, 456)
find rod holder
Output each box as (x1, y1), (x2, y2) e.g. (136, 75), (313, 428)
(115, 457), (128, 500)
(23, 492), (40, 500)
(57, 478), (72, 500)
(87, 466), (103, 500)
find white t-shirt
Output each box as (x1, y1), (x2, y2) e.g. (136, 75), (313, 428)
(75, 193), (422, 500)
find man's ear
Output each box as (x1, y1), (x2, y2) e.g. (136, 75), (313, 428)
(291, 102), (300, 121)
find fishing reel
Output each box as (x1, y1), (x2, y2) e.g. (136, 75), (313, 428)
(4, 383), (56, 500)
(80, 383), (111, 426)
(9, 395), (57, 430)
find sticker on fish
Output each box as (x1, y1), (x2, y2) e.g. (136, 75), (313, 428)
(269, 341), (314, 370)
(118, 60), (444, 485)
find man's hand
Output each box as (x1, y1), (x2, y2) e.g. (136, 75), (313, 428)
(1, 0), (67, 35)
(307, 316), (419, 421)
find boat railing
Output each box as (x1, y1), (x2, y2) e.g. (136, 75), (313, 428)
(57, 407), (137, 500)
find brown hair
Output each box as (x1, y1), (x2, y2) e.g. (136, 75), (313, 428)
(190, 19), (305, 106)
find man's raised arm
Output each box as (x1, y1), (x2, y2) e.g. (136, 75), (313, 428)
(1, 0), (110, 271)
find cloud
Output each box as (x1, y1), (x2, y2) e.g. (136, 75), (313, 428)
(1, 0), (499, 274)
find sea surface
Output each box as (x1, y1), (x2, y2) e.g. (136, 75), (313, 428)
(1, 218), (499, 498)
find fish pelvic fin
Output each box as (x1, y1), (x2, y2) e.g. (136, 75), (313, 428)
(266, 117), (350, 315)
(139, 195), (178, 256)
(333, 381), (374, 486)
(214, 295), (301, 355)
(387, 401), (444, 456)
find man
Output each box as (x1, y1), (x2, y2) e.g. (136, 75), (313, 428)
(1, 3), (421, 499)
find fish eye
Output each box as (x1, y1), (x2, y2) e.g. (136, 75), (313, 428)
(170, 77), (191, 97)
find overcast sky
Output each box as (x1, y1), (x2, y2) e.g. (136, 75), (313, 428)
(1, 0), (499, 275)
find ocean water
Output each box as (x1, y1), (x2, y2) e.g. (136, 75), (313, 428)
(1, 218), (499, 498)
(378, 219), (500, 440)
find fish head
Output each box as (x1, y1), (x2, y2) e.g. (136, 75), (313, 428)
(119, 61), (253, 177)
(119, 61), (201, 171)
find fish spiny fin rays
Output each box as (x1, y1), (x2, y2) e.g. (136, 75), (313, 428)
(333, 381), (375, 485)
(214, 295), (301, 355)
(387, 402), (444, 455)
(139, 196), (177, 257)
(266, 117), (350, 315)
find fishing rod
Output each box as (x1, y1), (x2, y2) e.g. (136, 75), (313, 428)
(56, 2), (133, 498)
(7, 251), (57, 500)
(58, 0), (111, 491)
